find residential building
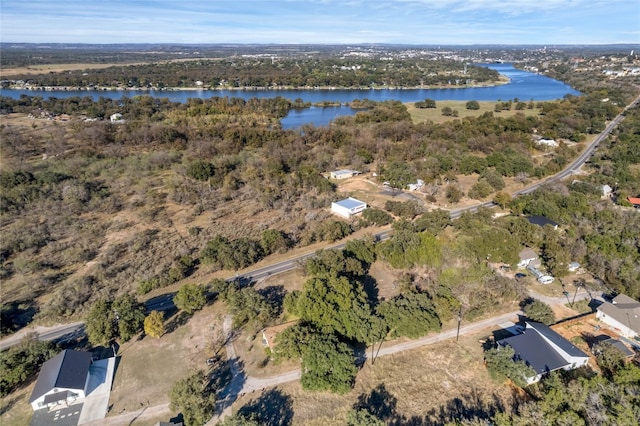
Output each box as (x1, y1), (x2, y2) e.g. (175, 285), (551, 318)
(535, 138), (559, 148)
(518, 248), (538, 268)
(331, 197), (367, 218)
(596, 294), (640, 338)
(601, 184), (613, 198)
(329, 169), (360, 179)
(498, 321), (590, 384)
(627, 197), (640, 208)
(526, 264), (554, 284)
(109, 113), (123, 122)
(29, 350), (93, 410)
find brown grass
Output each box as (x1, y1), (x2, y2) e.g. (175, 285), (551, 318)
(0, 385), (33, 426)
(228, 331), (514, 425)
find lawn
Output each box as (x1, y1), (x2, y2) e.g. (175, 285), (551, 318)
(407, 100), (542, 124)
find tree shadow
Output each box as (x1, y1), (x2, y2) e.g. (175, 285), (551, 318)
(237, 387), (295, 426)
(423, 390), (506, 426)
(354, 383), (398, 423)
(0, 301), (37, 336)
(359, 274), (380, 306)
(258, 285), (287, 317)
(215, 356), (247, 414)
(164, 311), (191, 335)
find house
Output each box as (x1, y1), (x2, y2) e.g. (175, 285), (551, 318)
(29, 350), (93, 410)
(498, 321), (590, 384)
(627, 197), (640, 208)
(261, 322), (297, 349)
(596, 294), (640, 338)
(592, 335), (635, 359)
(518, 248), (538, 268)
(329, 169), (360, 180)
(601, 184), (613, 198)
(527, 215), (559, 230)
(331, 197), (367, 218)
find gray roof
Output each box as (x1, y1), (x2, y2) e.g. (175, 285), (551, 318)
(29, 350), (92, 403)
(596, 337), (635, 358)
(499, 330), (568, 374)
(527, 321), (589, 358)
(333, 197), (366, 209)
(597, 294), (640, 334)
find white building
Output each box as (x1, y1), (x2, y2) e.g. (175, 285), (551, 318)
(518, 248), (538, 268)
(407, 179), (425, 191)
(329, 169), (360, 179)
(109, 113), (124, 122)
(601, 184), (613, 198)
(596, 294), (640, 339)
(535, 138), (559, 148)
(29, 350), (92, 410)
(331, 197), (367, 218)
(526, 264), (554, 284)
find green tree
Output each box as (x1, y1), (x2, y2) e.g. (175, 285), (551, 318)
(346, 408), (385, 426)
(493, 191), (512, 209)
(144, 310), (165, 339)
(377, 291), (441, 338)
(442, 106), (454, 116)
(112, 293), (145, 342)
(300, 333), (358, 394)
(174, 283), (207, 314)
(465, 100), (480, 110)
(223, 286), (276, 330)
(260, 229), (289, 255)
(0, 334), (59, 397)
(85, 298), (116, 346)
(484, 345), (536, 388)
(522, 299), (555, 325)
(169, 370), (216, 426)
(294, 275), (373, 342)
(468, 180), (493, 200)
(361, 208), (393, 226)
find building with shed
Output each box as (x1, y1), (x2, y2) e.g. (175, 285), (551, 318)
(497, 321), (590, 384)
(517, 248), (538, 268)
(596, 294), (640, 338)
(29, 349), (93, 411)
(331, 197), (367, 218)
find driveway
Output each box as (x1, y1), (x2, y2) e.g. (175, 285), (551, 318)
(30, 403), (83, 426)
(78, 357), (116, 425)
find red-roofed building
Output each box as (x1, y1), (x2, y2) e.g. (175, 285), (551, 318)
(627, 197), (640, 207)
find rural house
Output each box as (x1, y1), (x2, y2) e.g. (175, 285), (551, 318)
(527, 215), (559, 230)
(498, 321), (590, 384)
(329, 169), (360, 179)
(29, 349), (93, 411)
(331, 197), (367, 218)
(596, 294), (640, 338)
(517, 248), (538, 268)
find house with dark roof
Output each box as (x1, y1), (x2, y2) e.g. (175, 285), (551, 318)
(29, 349), (93, 410)
(498, 321), (589, 384)
(526, 215), (559, 230)
(596, 294), (640, 338)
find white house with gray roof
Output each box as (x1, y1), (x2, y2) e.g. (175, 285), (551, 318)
(331, 197), (367, 218)
(596, 294), (640, 338)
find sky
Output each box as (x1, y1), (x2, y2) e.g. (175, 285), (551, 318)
(1, 0), (638, 45)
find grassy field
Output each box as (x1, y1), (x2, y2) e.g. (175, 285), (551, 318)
(407, 100), (542, 124)
(227, 331), (516, 425)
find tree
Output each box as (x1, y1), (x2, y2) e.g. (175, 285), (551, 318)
(294, 275), (373, 342)
(466, 100), (480, 110)
(169, 370), (216, 426)
(377, 291), (441, 338)
(144, 310), (165, 338)
(112, 293), (145, 342)
(300, 333), (358, 394)
(484, 345), (536, 388)
(468, 180), (493, 200)
(85, 298), (116, 346)
(174, 283), (207, 314)
(493, 192), (512, 209)
(0, 334), (59, 397)
(445, 184), (463, 203)
(522, 299), (555, 325)
(346, 408), (385, 426)
(441, 106), (454, 116)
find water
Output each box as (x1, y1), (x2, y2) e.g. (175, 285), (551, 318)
(1, 64), (579, 129)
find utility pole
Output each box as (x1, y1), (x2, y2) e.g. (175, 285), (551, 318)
(456, 307), (463, 343)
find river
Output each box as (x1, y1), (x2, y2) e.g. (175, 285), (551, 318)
(1, 64), (579, 128)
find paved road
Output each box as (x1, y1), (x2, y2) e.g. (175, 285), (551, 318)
(0, 321), (84, 351)
(3, 95), (636, 352)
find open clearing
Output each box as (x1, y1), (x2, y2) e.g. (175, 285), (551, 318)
(226, 330), (516, 425)
(407, 100), (542, 124)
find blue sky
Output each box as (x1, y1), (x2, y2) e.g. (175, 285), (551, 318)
(1, 0), (638, 45)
